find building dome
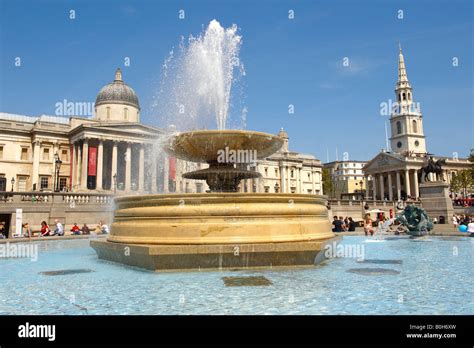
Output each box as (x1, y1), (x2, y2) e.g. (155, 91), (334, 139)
(95, 69), (140, 110)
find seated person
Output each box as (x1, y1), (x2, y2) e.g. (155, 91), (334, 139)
(347, 217), (356, 232)
(81, 224), (90, 235)
(40, 221), (51, 237)
(332, 216), (344, 232)
(70, 223), (81, 235)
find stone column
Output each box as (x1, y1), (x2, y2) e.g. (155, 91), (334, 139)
(312, 171), (316, 195)
(111, 141), (118, 191)
(138, 144), (145, 192)
(413, 170), (419, 199)
(163, 155), (169, 193)
(404, 169), (411, 197)
(76, 143), (82, 189)
(297, 168), (302, 193)
(396, 171), (401, 200)
(32, 141), (41, 190)
(287, 167), (291, 193)
(81, 139), (89, 190)
(372, 175), (377, 200)
(364, 175), (369, 199)
(151, 148), (157, 193)
(388, 172), (393, 201)
(280, 163), (286, 193)
(125, 143), (132, 191)
(379, 173), (384, 200)
(96, 140), (104, 190)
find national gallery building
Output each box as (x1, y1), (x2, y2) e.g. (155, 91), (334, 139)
(0, 69), (323, 195)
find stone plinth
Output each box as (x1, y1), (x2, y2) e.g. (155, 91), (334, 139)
(90, 193), (337, 271)
(419, 182), (454, 222)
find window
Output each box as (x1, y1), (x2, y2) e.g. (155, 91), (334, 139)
(291, 169), (294, 178)
(396, 121), (402, 134)
(398, 94), (401, 102)
(412, 120), (417, 133)
(408, 92), (411, 101)
(40, 176), (49, 190)
(61, 149), (69, 162)
(264, 186), (270, 193)
(0, 145), (3, 159)
(264, 167), (268, 176)
(59, 178), (67, 191)
(18, 176), (28, 191)
(275, 168), (278, 176)
(42, 148), (50, 161)
(307, 173), (310, 179)
(307, 189), (312, 194)
(290, 187), (296, 193)
(21, 147), (28, 160)
(274, 184), (280, 193)
(106, 107), (111, 120)
(402, 93), (406, 100)
(196, 183), (203, 193)
(124, 108), (128, 120)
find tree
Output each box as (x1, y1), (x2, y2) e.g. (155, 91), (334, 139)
(450, 170), (474, 197)
(322, 168), (333, 198)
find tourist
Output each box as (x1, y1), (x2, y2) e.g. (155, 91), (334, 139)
(81, 224), (90, 235)
(452, 215), (459, 231)
(99, 221), (110, 234)
(40, 221), (51, 237)
(51, 219), (64, 236)
(22, 223), (32, 240)
(0, 223), (5, 239)
(347, 217), (356, 232)
(344, 217), (349, 231)
(467, 217), (474, 237)
(70, 223), (81, 235)
(332, 216), (344, 232)
(363, 214), (374, 236)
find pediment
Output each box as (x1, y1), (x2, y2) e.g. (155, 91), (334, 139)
(363, 152), (407, 173)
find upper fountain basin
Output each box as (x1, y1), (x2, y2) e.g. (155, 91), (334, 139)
(166, 130), (284, 163)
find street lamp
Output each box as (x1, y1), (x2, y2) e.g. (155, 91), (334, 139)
(113, 173), (117, 194)
(11, 177), (15, 192)
(359, 180), (364, 199)
(54, 152), (63, 192)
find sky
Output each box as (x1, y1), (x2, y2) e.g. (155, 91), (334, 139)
(1, 0), (472, 161)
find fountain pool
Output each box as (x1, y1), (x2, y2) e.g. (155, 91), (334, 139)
(2, 236), (473, 315)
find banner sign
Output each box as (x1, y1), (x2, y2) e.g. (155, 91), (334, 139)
(88, 147), (97, 176)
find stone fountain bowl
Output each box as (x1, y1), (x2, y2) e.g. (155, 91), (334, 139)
(166, 130), (284, 163)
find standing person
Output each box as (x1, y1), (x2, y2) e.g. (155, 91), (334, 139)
(40, 221), (51, 237)
(51, 219), (64, 236)
(452, 215), (458, 231)
(364, 214), (375, 236)
(467, 217), (474, 237)
(81, 224), (90, 235)
(70, 223), (81, 235)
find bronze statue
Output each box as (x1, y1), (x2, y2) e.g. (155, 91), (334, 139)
(421, 156), (446, 182)
(395, 204), (433, 236)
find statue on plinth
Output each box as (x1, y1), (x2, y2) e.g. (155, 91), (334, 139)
(421, 156), (446, 183)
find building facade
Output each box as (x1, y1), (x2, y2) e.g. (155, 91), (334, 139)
(363, 47), (471, 201)
(0, 69), (324, 196)
(323, 160), (368, 199)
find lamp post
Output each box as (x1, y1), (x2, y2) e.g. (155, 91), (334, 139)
(11, 177), (15, 192)
(54, 152), (63, 192)
(359, 180), (364, 200)
(113, 173), (117, 194)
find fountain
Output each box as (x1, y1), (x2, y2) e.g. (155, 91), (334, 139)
(91, 20), (337, 271)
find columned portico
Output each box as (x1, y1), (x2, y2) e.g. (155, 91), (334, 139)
(372, 175), (377, 200)
(396, 171), (401, 200)
(404, 169), (411, 197)
(81, 139), (89, 190)
(138, 144), (145, 192)
(125, 143), (132, 191)
(32, 141), (40, 190)
(97, 140), (104, 190)
(413, 169), (419, 198)
(388, 172), (393, 201)
(379, 173), (384, 200)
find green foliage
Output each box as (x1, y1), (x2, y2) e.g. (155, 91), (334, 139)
(322, 168), (333, 197)
(450, 169), (474, 195)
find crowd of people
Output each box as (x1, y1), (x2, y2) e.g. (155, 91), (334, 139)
(452, 214), (474, 233)
(331, 216), (357, 233)
(16, 220), (110, 239)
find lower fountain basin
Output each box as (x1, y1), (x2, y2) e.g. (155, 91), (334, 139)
(91, 193), (337, 271)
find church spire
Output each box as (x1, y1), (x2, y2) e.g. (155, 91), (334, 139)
(398, 44), (409, 83)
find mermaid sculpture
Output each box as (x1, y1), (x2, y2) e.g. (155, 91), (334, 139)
(395, 204), (433, 236)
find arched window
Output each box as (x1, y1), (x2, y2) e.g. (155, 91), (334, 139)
(396, 121), (402, 134)
(412, 120), (417, 133)
(408, 92), (411, 101)
(398, 94), (401, 102)
(124, 108), (128, 120)
(106, 107), (111, 120)
(402, 93), (406, 100)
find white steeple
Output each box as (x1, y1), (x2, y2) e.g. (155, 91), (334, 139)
(389, 45), (427, 156)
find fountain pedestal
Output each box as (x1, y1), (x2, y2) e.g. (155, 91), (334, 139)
(91, 130), (337, 271)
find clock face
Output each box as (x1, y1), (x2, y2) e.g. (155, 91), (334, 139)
(397, 141), (402, 148)
(414, 140), (420, 147)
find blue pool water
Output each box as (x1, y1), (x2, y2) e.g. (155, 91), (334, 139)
(1, 236), (473, 315)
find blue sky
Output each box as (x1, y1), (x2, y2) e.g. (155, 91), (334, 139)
(1, 0), (472, 161)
